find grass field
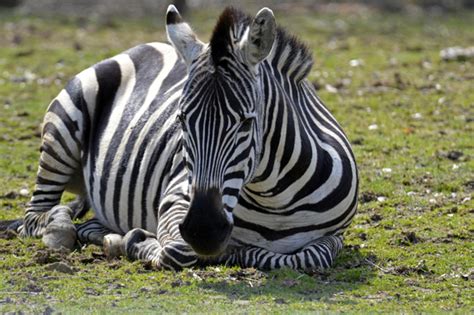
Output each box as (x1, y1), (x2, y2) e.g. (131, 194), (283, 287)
(0, 6), (473, 313)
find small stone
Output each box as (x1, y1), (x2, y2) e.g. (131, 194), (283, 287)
(370, 213), (383, 222)
(368, 124), (378, 131)
(382, 168), (392, 173)
(349, 59), (364, 67)
(325, 84), (338, 94)
(411, 113), (422, 120)
(43, 306), (55, 315)
(377, 196), (386, 202)
(274, 298), (287, 304)
(358, 232), (367, 240)
(440, 46), (474, 61)
(446, 151), (463, 161)
(19, 188), (29, 197)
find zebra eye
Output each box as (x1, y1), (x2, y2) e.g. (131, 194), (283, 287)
(240, 117), (253, 132)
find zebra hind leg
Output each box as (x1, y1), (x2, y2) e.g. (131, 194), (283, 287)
(76, 218), (117, 246)
(229, 235), (344, 271)
(20, 86), (84, 251)
(67, 195), (90, 219)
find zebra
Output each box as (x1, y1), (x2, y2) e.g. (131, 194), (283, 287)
(9, 5), (358, 271)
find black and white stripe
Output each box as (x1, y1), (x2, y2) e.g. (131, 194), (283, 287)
(17, 6), (358, 271)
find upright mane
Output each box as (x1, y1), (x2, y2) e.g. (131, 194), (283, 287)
(210, 7), (313, 82)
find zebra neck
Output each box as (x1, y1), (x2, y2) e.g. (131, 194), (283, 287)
(248, 76), (325, 199)
(265, 29), (313, 82)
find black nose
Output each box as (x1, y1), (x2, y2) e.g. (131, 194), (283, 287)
(179, 188), (233, 256)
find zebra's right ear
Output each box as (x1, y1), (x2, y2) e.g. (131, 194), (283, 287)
(166, 5), (204, 66)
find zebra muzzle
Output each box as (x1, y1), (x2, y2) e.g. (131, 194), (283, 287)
(179, 188), (233, 256)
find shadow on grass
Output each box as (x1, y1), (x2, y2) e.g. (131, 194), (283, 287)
(196, 245), (376, 304)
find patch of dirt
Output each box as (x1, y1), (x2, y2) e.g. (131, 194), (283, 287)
(391, 260), (434, 276)
(360, 191), (378, 203)
(370, 213), (383, 222)
(464, 180), (474, 191)
(34, 249), (65, 265)
(395, 231), (422, 246)
(436, 150), (468, 161)
(0, 229), (17, 240)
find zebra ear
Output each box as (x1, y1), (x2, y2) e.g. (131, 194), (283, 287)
(240, 8), (276, 67)
(166, 5), (204, 66)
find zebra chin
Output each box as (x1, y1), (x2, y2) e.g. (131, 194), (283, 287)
(179, 187), (234, 257)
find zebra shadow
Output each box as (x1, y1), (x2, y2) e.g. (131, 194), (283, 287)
(197, 246), (377, 305)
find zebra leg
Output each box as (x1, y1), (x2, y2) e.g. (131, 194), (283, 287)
(20, 84), (84, 251)
(76, 218), (115, 246)
(103, 228), (198, 270)
(38, 205), (77, 251)
(228, 235), (343, 270)
(102, 184), (198, 270)
(67, 195), (90, 219)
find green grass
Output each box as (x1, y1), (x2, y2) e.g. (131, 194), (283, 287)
(1, 7), (473, 313)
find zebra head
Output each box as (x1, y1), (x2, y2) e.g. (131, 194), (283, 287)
(166, 6), (276, 256)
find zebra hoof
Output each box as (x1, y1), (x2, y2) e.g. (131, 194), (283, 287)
(42, 220), (77, 251)
(103, 234), (124, 258)
(42, 205), (77, 251)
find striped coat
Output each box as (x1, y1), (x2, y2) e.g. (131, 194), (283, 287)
(17, 6), (358, 270)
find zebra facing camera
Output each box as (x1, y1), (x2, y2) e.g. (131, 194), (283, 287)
(7, 6), (358, 271)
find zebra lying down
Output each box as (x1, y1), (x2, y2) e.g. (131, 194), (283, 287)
(11, 6), (358, 270)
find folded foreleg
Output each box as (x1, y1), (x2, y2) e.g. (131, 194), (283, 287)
(227, 235), (343, 270)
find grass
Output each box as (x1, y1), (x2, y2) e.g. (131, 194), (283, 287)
(0, 6), (473, 313)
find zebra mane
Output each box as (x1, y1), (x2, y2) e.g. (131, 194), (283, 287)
(210, 7), (313, 82)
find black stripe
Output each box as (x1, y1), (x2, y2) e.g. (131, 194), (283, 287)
(88, 58), (122, 225)
(64, 77), (90, 159)
(40, 141), (77, 170)
(47, 100), (82, 150)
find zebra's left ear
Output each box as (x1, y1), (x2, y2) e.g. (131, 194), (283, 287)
(166, 5), (205, 66)
(240, 8), (276, 68)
